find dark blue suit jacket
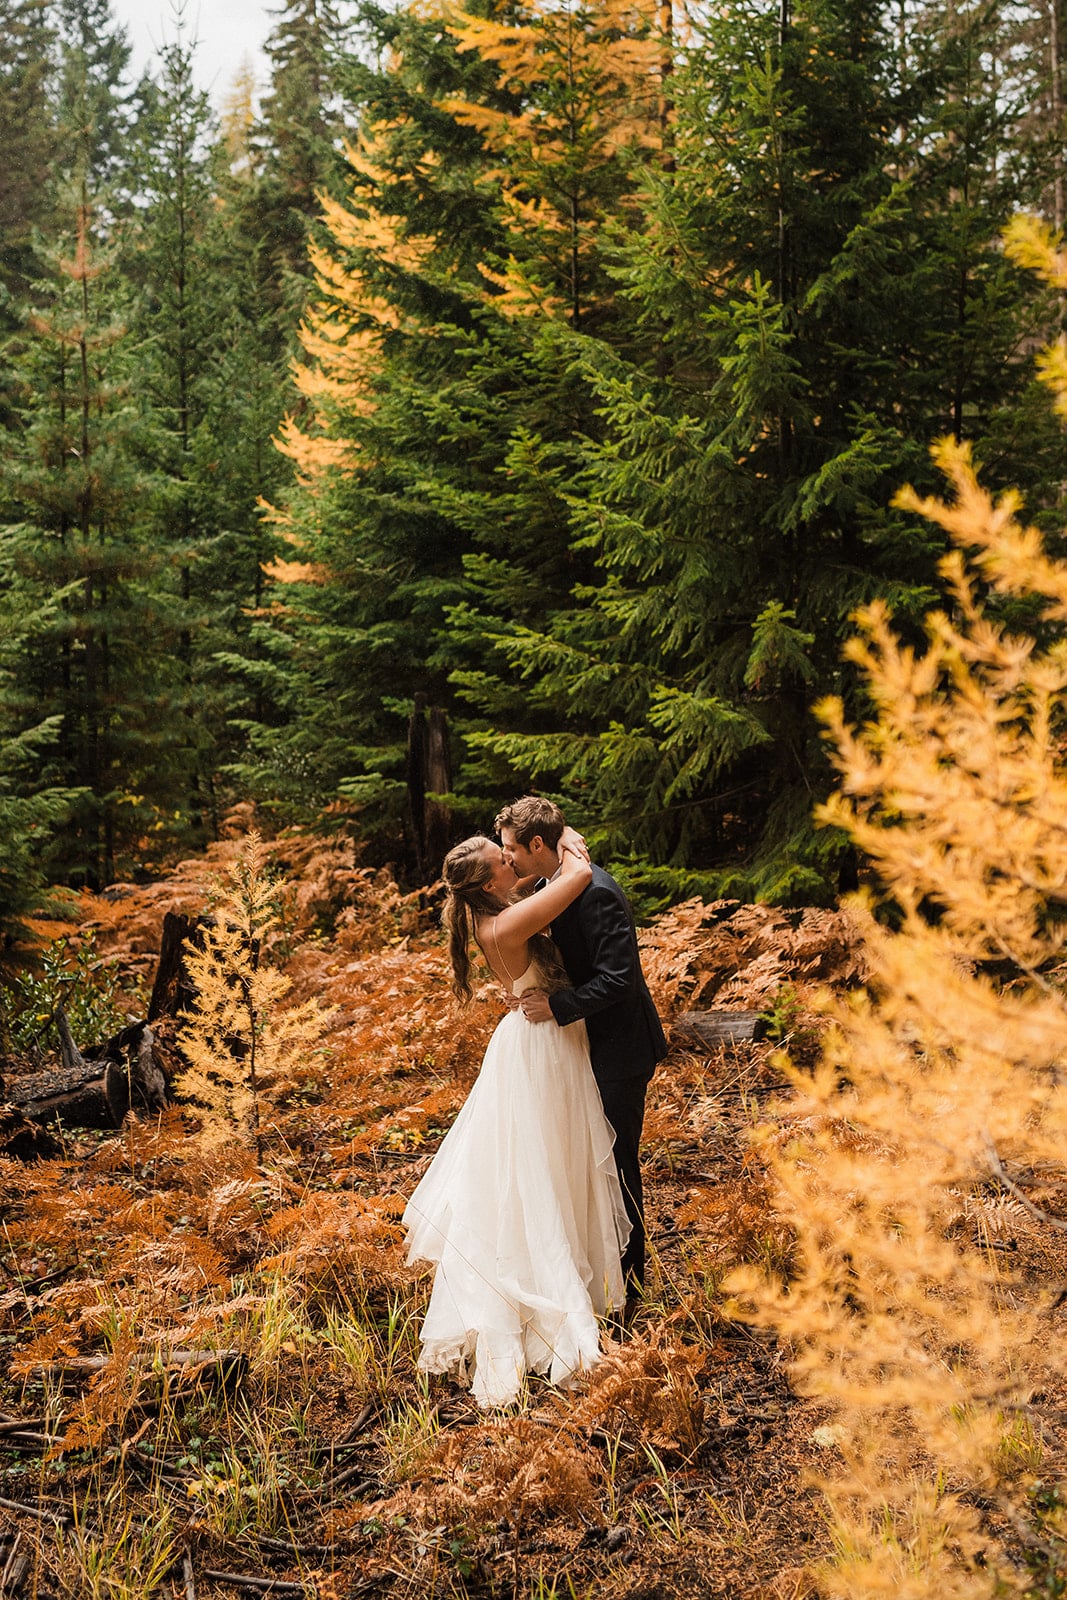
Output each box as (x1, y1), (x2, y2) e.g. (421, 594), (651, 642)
(547, 864), (667, 1085)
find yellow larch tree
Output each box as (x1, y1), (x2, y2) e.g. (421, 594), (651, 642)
(443, 0), (666, 326)
(732, 219), (1067, 1597)
(177, 833), (332, 1162)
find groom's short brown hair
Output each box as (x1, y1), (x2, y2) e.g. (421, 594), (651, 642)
(494, 796), (565, 850)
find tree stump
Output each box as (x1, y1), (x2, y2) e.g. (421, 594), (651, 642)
(147, 910), (203, 1021)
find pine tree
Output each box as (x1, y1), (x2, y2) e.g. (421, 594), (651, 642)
(125, 17), (227, 838)
(52, 0), (138, 203)
(258, 0), (353, 313)
(0, 0), (56, 328)
(186, 55), (313, 812)
(462, 0), (1066, 901)
(0, 182), (176, 886)
(233, 0), (511, 834)
(0, 585), (82, 944)
(245, 0), (667, 857)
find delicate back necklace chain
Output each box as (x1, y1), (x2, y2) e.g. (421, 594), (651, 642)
(489, 915), (519, 984)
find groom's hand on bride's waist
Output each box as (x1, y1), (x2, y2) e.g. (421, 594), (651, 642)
(519, 988), (554, 1023)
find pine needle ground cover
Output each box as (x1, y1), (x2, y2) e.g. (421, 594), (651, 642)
(0, 800), (1063, 1598)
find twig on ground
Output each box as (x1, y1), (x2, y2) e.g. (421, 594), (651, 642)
(201, 1572), (307, 1596)
(0, 1429), (62, 1449)
(321, 1460), (378, 1494)
(333, 1399), (378, 1447)
(0, 1494), (71, 1526)
(985, 1135), (1067, 1234)
(256, 1536), (337, 1559)
(0, 1417), (44, 1436)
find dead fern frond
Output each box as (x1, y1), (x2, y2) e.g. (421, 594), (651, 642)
(51, 1331), (147, 1454)
(638, 897), (719, 1015)
(409, 1413), (602, 1531)
(204, 1176), (278, 1265)
(569, 1327), (707, 1456)
(10, 1325), (80, 1376)
(262, 1190), (406, 1299)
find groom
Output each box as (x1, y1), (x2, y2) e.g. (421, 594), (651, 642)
(495, 796), (667, 1311)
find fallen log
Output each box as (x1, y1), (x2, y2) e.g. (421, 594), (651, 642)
(669, 1009), (767, 1052)
(21, 1347), (246, 1389)
(9, 1010), (168, 1130)
(10, 1055), (127, 1128)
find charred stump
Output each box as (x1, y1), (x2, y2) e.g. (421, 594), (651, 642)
(147, 910), (202, 1021)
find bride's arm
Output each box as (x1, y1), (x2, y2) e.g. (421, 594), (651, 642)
(510, 829), (588, 900)
(493, 845), (591, 945)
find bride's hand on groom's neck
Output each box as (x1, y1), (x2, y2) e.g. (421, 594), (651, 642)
(559, 824), (589, 863)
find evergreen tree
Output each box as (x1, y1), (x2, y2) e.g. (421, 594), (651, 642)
(0, 184), (177, 885)
(233, 0), (511, 832)
(459, 0), (1066, 901)
(52, 0), (138, 203)
(245, 0), (667, 859)
(0, 584), (83, 945)
(184, 67), (301, 820)
(258, 0), (353, 312)
(0, 0), (56, 327)
(125, 17), (226, 837)
(125, 10), (304, 839)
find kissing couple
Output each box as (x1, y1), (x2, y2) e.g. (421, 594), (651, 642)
(402, 796), (667, 1408)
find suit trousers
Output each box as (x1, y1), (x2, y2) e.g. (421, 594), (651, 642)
(596, 1074), (650, 1296)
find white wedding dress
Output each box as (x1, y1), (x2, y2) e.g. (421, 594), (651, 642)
(403, 960), (630, 1408)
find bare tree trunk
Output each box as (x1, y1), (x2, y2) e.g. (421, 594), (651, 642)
(407, 696), (453, 879)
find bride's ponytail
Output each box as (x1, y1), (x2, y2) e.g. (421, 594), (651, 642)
(443, 890), (475, 1001)
(442, 835), (500, 1001)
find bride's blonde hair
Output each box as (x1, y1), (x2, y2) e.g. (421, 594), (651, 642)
(442, 835), (504, 1001)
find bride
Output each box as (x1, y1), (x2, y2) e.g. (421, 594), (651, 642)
(403, 829), (630, 1408)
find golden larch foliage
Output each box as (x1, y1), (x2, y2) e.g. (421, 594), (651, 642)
(176, 832), (334, 1159)
(441, 0), (665, 320)
(732, 219), (1067, 1597)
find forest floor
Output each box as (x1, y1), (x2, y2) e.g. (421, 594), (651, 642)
(0, 820), (914, 1599)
